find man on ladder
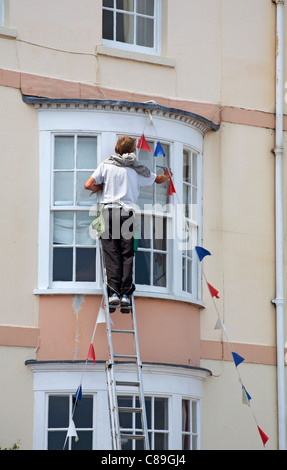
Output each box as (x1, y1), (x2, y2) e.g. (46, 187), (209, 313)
(84, 135), (171, 309)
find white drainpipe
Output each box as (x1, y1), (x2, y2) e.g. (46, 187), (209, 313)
(273, 0), (286, 451)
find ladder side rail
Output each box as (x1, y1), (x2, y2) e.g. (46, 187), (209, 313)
(130, 295), (150, 450)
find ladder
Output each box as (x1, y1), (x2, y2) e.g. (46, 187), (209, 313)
(100, 243), (150, 450)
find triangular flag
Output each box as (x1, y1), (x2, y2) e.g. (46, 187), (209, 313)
(96, 307), (106, 324)
(73, 385), (82, 405)
(154, 141), (165, 157)
(87, 343), (96, 364)
(195, 246), (211, 262)
(168, 178), (176, 195)
(207, 282), (220, 299)
(137, 134), (151, 152)
(257, 426), (269, 446)
(232, 352), (245, 367)
(214, 318), (226, 332)
(242, 386), (251, 405)
(67, 419), (79, 442)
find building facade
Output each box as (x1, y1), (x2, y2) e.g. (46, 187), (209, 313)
(0, 0), (286, 450)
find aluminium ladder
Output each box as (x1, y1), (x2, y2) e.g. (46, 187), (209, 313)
(100, 243), (150, 450)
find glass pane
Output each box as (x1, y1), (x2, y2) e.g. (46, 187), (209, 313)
(187, 259), (192, 294)
(153, 216), (166, 250)
(183, 150), (191, 183)
(53, 247), (73, 281)
(54, 136), (74, 170)
(154, 398), (168, 430)
(135, 251), (151, 285)
(116, 12), (134, 44)
(121, 433), (133, 450)
(192, 153), (197, 187)
(71, 431), (93, 450)
(154, 433), (168, 450)
(54, 172), (74, 206)
(76, 171), (98, 206)
(118, 396), (133, 429)
(182, 400), (190, 432)
(136, 396), (151, 429)
(183, 183), (191, 218)
(117, 0), (134, 11)
(103, 9), (114, 40)
(182, 256), (186, 291)
(76, 212), (96, 246)
(155, 144), (169, 207)
(53, 212), (73, 245)
(73, 396), (93, 428)
(192, 401), (197, 433)
(77, 136), (97, 169)
(48, 431), (68, 450)
(153, 253), (166, 287)
(137, 0), (154, 15)
(76, 248), (96, 282)
(138, 215), (151, 249)
(103, 0), (114, 7)
(48, 396), (69, 428)
(182, 434), (190, 451)
(136, 16), (154, 48)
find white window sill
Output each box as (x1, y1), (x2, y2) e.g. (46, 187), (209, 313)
(33, 287), (205, 308)
(96, 44), (175, 68)
(0, 26), (17, 39)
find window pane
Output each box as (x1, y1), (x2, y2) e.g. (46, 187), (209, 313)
(76, 212), (96, 246)
(137, 0), (154, 15)
(192, 154), (197, 187)
(153, 217), (166, 250)
(76, 248), (96, 282)
(53, 247), (73, 281)
(182, 400), (190, 432)
(103, 0), (114, 7)
(116, 12), (134, 44)
(118, 396), (133, 428)
(48, 396), (69, 428)
(54, 172), (74, 206)
(135, 251), (151, 285)
(73, 396), (93, 428)
(153, 253), (166, 287)
(117, 0), (134, 11)
(103, 9), (114, 40)
(138, 215), (151, 249)
(192, 401), (198, 433)
(76, 171), (98, 206)
(187, 259), (192, 293)
(77, 136), (97, 169)
(154, 432), (168, 450)
(53, 212), (73, 245)
(54, 136), (74, 170)
(154, 398), (168, 430)
(136, 16), (154, 48)
(48, 431), (67, 450)
(71, 431), (93, 450)
(183, 184), (191, 218)
(183, 150), (191, 183)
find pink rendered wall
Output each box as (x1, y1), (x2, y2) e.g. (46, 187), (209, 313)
(37, 295), (201, 366)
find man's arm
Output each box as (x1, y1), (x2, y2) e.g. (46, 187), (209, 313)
(84, 176), (103, 193)
(155, 168), (173, 184)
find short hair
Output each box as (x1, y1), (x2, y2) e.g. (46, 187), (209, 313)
(115, 135), (136, 155)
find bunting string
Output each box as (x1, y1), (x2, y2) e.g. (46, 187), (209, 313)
(195, 246), (269, 447)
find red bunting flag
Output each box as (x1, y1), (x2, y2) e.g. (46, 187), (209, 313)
(87, 343), (96, 364)
(207, 282), (220, 299)
(168, 178), (176, 195)
(257, 426), (269, 446)
(137, 134), (151, 152)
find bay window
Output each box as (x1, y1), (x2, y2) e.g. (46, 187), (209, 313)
(30, 98), (217, 302)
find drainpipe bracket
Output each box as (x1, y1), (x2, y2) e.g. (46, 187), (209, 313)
(272, 298), (285, 307)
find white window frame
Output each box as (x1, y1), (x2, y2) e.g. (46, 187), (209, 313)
(28, 361), (209, 450)
(35, 102), (208, 304)
(0, 0), (4, 26)
(102, 0), (162, 56)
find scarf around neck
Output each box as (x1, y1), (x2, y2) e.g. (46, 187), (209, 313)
(103, 153), (151, 177)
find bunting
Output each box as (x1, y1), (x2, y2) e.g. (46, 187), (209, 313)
(137, 134), (151, 152)
(87, 343), (96, 364)
(195, 245), (269, 447)
(154, 141), (165, 157)
(168, 178), (176, 196)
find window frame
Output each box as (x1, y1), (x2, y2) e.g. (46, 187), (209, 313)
(102, 0), (162, 56)
(0, 0), (4, 26)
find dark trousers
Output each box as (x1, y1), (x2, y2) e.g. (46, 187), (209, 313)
(101, 208), (135, 297)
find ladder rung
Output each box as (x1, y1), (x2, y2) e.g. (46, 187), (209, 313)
(116, 381), (140, 387)
(111, 329), (135, 334)
(114, 353), (137, 359)
(120, 434), (146, 440)
(118, 407), (143, 413)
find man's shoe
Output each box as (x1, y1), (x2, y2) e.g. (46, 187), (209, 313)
(109, 293), (120, 306)
(121, 295), (130, 307)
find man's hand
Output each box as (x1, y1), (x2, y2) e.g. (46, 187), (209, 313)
(155, 168), (173, 184)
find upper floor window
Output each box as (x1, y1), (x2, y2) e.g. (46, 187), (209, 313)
(102, 0), (161, 55)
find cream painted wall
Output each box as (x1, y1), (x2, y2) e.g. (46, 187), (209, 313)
(201, 123), (278, 347)
(201, 359), (278, 450)
(0, 86), (39, 327)
(0, 346), (35, 450)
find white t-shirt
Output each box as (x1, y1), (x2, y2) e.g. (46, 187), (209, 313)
(91, 162), (156, 210)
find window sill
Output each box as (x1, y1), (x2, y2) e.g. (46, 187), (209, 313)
(0, 26), (17, 39)
(96, 45), (176, 68)
(33, 288), (205, 308)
